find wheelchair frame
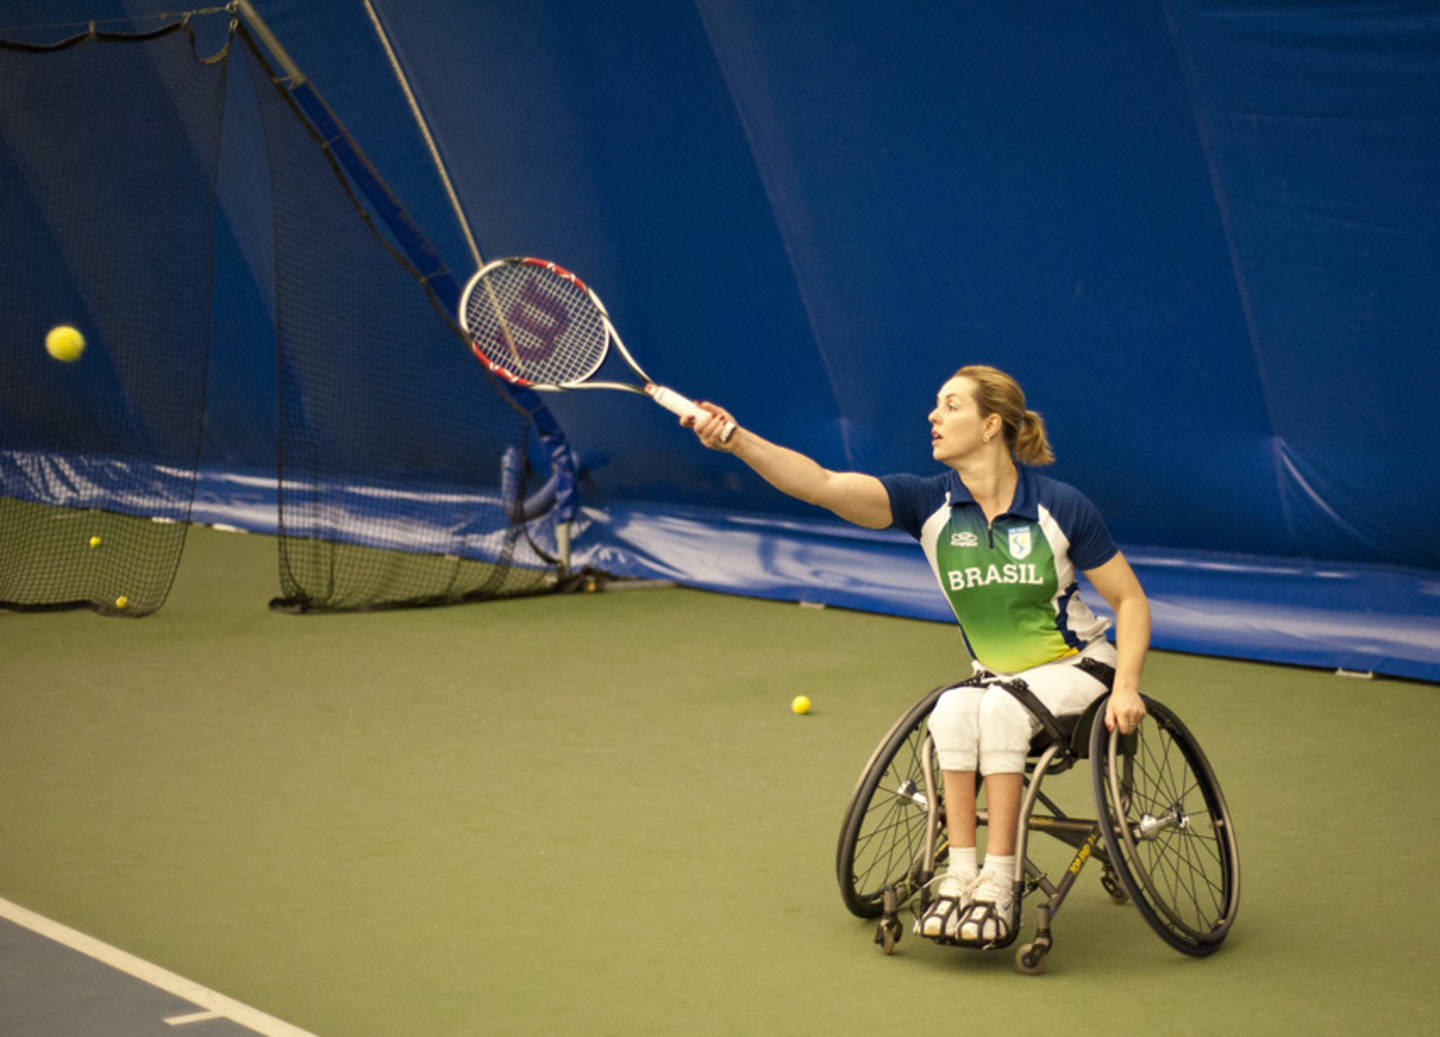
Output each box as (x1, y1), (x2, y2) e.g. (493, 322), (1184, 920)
(835, 681), (1240, 974)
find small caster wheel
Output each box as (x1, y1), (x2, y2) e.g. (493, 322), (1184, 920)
(1015, 941), (1048, 975)
(875, 917), (902, 955)
(1101, 867), (1128, 904)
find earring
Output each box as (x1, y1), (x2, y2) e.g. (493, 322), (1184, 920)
(982, 434), (991, 443)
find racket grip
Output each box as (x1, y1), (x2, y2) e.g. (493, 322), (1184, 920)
(647, 384), (737, 442)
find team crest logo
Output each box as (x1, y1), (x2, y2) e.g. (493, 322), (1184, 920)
(1007, 527), (1033, 560)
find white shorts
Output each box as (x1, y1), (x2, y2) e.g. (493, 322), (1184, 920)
(927, 640), (1117, 776)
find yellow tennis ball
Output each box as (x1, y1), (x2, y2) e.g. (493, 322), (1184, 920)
(114, 595), (129, 610)
(88, 535), (102, 548)
(45, 325), (86, 362)
(791, 694), (811, 715)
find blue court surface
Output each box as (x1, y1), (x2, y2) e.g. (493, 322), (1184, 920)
(0, 899), (314, 1037)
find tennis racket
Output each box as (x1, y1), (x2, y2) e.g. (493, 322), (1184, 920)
(459, 257), (735, 442)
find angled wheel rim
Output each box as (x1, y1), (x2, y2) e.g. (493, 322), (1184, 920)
(1103, 704), (1239, 944)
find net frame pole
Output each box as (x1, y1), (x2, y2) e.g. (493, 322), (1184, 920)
(356, 1), (572, 576)
(229, 0), (577, 579)
(359, 0), (482, 272)
(358, 0), (573, 576)
(230, 0), (301, 84)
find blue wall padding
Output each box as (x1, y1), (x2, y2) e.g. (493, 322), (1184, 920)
(569, 501), (1440, 684)
(7, 458), (1431, 679)
(254, 0), (1439, 567)
(4, 2), (1437, 677)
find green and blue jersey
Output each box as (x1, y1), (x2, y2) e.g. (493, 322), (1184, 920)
(882, 467), (1118, 674)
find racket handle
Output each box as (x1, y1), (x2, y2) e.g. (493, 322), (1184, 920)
(647, 384), (736, 443)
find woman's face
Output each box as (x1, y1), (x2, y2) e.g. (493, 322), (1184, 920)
(928, 376), (995, 463)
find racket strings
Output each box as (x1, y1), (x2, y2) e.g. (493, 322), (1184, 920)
(464, 264), (610, 386)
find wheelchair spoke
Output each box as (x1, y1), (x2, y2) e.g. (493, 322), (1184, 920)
(853, 794), (928, 883)
(1092, 696), (1240, 954)
(1139, 827), (1225, 930)
(837, 687), (948, 917)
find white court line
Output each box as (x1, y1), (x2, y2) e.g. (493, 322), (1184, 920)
(166, 1009), (224, 1025)
(0, 896), (317, 1037)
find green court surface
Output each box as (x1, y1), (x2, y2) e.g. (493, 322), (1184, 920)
(3, 525), (1439, 1035)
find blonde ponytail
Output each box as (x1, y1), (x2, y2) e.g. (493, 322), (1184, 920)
(953, 365), (1056, 466)
(1014, 409), (1055, 466)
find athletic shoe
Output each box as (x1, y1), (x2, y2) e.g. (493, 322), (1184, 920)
(915, 872), (979, 941)
(955, 871), (1016, 947)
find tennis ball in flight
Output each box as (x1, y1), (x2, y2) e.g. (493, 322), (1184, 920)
(114, 595), (129, 610)
(88, 536), (102, 548)
(791, 695), (812, 715)
(45, 325), (86, 362)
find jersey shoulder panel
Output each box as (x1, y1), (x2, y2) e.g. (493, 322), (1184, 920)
(1029, 473), (1119, 571)
(880, 471), (957, 539)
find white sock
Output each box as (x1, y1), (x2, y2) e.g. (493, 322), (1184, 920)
(948, 846), (978, 880)
(982, 854), (1015, 893)
(958, 853), (1018, 944)
(924, 847), (979, 938)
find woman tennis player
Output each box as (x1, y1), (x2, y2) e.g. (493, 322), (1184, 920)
(685, 365), (1149, 948)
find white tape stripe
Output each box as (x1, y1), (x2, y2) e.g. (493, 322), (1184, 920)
(0, 896), (317, 1037)
(166, 1009), (223, 1025)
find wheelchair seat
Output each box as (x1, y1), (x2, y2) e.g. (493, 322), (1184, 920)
(1025, 693), (1104, 769)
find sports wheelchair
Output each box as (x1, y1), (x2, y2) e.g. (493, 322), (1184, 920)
(835, 674), (1240, 974)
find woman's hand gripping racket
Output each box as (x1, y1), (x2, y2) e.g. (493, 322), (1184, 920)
(459, 257), (735, 442)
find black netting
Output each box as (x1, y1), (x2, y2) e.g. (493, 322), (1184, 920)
(1, 17), (564, 617)
(245, 29), (556, 611)
(0, 22), (226, 615)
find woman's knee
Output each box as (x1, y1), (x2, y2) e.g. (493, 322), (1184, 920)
(928, 686), (982, 771)
(976, 688), (1035, 774)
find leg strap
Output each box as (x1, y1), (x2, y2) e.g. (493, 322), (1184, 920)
(995, 676), (1071, 751)
(916, 895), (968, 942)
(996, 656), (1117, 756)
(955, 897), (1016, 949)
(1076, 655), (1116, 690)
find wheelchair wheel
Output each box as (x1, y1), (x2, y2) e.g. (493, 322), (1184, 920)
(836, 687), (947, 919)
(1091, 696), (1240, 956)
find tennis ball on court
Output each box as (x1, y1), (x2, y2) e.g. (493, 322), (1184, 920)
(114, 595), (129, 610)
(45, 325), (86, 363)
(791, 695), (812, 715)
(88, 535), (102, 548)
